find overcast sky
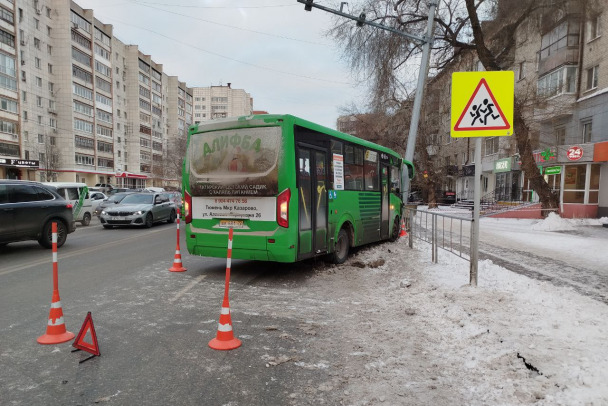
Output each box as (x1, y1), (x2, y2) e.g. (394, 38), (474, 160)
(85, 0), (368, 130)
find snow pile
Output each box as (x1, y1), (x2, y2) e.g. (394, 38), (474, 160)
(531, 212), (576, 231)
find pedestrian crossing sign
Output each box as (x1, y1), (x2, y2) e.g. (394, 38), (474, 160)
(451, 71), (514, 137)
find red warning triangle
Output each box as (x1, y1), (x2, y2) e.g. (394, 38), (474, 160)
(72, 312), (100, 356)
(454, 78), (510, 131)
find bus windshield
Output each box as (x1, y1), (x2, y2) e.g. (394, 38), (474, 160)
(189, 126), (280, 197)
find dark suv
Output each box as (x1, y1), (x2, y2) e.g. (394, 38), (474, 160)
(0, 180), (77, 248)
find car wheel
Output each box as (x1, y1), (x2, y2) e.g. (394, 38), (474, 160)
(81, 212), (91, 226)
(145, 213), (154, 228)
(332, 228), (350, 264)
(167, 209), (176, 224)
(389, 216), (401, 242)
(102, 225), (113, 229)
(39, 220), (68, 249)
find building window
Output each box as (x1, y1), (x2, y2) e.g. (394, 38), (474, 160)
(484, 137), (499, 156)
(0, 97), (18, 113)
(581, 120), (592, 143)
(0, 29), (15, 48)
(540, 21), (578, 59)
(518, 61), (525, 80)
(587, 14), (601, 41)
(554, 126), (566, 145)
(537, 66), (577, 97)
(563, 164), (600, 204)
(71, 11), (91, 33)
(586, 65), (599, 90)
(1, 8), (14, 24)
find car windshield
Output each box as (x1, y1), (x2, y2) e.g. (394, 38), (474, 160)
(120, 194), (154, 205)
(108, 193), (129, 203)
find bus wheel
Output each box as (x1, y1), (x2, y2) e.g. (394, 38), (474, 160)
(389, 216), (400, 242)
(332, 228), (350, 264)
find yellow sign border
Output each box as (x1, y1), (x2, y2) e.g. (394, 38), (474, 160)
(450, 71), (514, 138)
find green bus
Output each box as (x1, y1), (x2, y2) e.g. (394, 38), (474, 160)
(182, 114), (414, 264)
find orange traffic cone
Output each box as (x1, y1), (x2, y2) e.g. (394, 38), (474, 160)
(209, 298), (242, 351)
(399, 217), (408, 237)
(38, 222), (75, 345)
(209, 228), (241, 351)
(169, 209), (187, 272)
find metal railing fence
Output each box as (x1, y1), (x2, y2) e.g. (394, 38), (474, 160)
(405, 207), (472, 264)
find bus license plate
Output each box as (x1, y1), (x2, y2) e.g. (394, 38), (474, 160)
(219, 220), (244, 229)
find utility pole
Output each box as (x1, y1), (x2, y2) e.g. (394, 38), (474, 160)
(297, 0), (438, 202)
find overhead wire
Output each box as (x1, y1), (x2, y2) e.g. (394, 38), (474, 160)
(97, 14), (353, 85)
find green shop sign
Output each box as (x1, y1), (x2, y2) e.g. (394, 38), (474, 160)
(544, 166), (561, 175)
(494, 158), (512, 173)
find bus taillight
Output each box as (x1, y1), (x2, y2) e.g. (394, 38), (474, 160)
(184, 191), (192, 224)
(277, 188), (291, 228)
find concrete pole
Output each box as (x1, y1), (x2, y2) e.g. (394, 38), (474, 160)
(470, 137), (481, 286)
(402, 0), (438, 202)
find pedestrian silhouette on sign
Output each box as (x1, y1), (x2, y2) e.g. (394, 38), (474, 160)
(479, 99), (499, 124)
(470, 104), (482, 125)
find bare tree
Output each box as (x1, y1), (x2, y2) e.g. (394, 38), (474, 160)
(165, 135), (188, 184)
(329, 0), (562, 213)
(37, 135), (61, 182)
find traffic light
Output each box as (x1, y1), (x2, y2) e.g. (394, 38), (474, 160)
(304, 0), (313, 11)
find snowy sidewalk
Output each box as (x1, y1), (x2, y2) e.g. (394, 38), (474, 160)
(304, 215), (608, 405)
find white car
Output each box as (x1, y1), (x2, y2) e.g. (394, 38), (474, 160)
(88, 191), (108, 215)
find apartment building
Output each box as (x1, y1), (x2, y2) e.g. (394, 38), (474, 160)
(192, 83), (252, 123)
(423, 0), (608, 218)
(0, 0), (192, 189)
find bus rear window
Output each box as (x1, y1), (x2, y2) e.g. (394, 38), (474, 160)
(189, 127), (280, 197)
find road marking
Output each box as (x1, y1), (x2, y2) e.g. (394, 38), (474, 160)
(0, 227), (170, 276)
(170, 275), (206, 302)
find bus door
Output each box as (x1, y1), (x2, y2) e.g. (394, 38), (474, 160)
(297, 145), (328, 259)
(380, 164), (390, 239)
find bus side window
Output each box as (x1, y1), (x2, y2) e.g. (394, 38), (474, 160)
(364, 150), (379, 191)
(391, 166), (400, 193)
(344, 145), (363, 191)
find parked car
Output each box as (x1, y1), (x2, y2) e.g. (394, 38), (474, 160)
(107, 187), (133, 196)
(144, 187), (165, 193)
(99, 192), (177, 228)
(0, 180), (76, 248)
(94, 183), (114, 193)
(93, 191), (134, 217)
(88, 191), (108, 215)
(43, 182), (94, 226)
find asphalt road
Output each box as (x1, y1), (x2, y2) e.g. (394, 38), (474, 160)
(0, 218), (341, 406)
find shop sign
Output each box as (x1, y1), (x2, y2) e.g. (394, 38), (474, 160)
(494, 158), (511, 173)
(0, 158), (39, 168)
(518, 148), (557, 165)
(544, 166), (561, 175)
(566, 146), (583, 161)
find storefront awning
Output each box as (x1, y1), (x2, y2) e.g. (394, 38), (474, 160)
(115, 171), (148, 179)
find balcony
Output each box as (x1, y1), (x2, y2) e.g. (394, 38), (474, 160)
(538, 47), (579, 76)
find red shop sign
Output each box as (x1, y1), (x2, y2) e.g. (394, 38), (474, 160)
(566, 146), (583, 161)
